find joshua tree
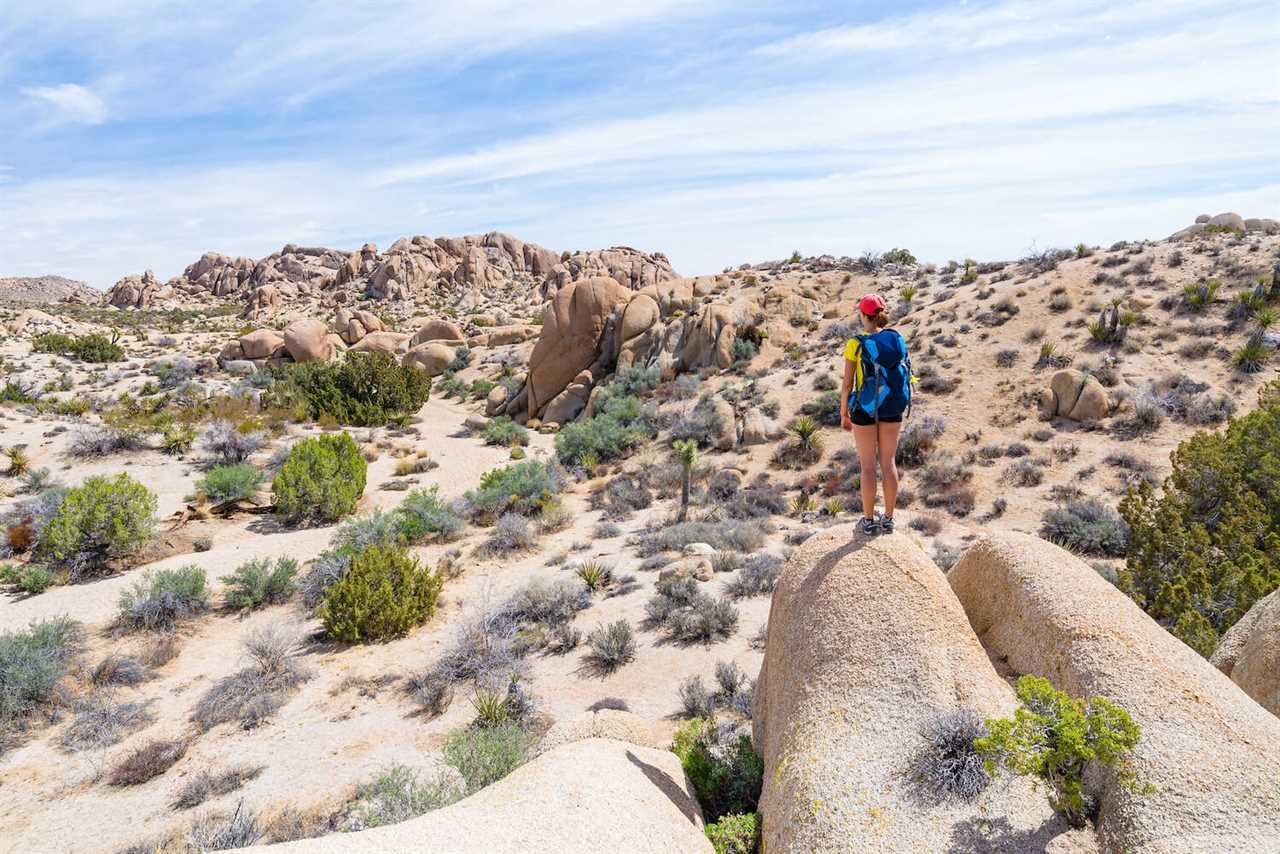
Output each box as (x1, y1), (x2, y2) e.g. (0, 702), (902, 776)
(673, 439), (697, 522)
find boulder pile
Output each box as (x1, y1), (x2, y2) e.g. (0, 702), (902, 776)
(1168, 212), (1280, 241)
(1041, 369), (1111, 422)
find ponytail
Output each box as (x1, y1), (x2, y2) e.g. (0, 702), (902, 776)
(869, 309), (890, 329)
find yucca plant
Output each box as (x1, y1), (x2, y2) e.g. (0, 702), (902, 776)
(788, 415), (822, 450)
(1037, 341), (1057, 365)
(160, 425), (196, 456)
(470, 689), (510, 728)
(579, 450), (599, 477)
(791, 492), (815, 515)
(1253, 308), (1277, 330)
(1183, 279), (1220, 311)
(900, 284), (919, 302)
(672, 438), (697, 522)
(575, 560), (613, 592)
(1233, 333), (1273, 374)
(824, 496), (845, 516)
(4, 446), (30, 477)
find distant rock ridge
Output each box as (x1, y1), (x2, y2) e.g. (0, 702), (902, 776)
(103, 232), (677, 313)
(0, 275), (99, 305)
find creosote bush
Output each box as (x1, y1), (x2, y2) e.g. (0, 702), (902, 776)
(36, 474), (156, 580)
(318, 543), (443, 643)
(272, 432), (367, 524)
(265, 352), (431, 426)
(975, 675), (1143, 828)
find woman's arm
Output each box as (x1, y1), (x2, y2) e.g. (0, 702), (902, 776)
(840, 357), (854, 432)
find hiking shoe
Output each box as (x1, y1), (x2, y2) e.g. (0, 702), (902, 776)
(878, 514), (895, 534)
(858, 516), (880, 535)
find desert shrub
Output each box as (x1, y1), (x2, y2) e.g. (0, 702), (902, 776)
(443, 722), (529, 794)
(1119, 383), (1280, 655)
(1040, 500), (1128, 557)
(160, 425), (197, 455)
(68, 426), (144, 458)
(202, 420), (265, 465)
(730, 338), (757, 364)
(594, 471), (653, 518)
(800, 389), (841, 426)
(909, 709), (990, 804)
(976, 675), (1142, 827)
(1004, 459), (1044, 487)
(185, 806), (262, 850)
(554, 388), (657, 465)
(705, 813), (760, 854)
(612, 364), (660, 396)
(638, 519), (770, 556)
(673, 718), (763, 823)
(464, 459), (561, 521)
(586, 620), (636, 672)
(397, 486), (465, 541)
(266, 352), (431, 426)
(482, 415), (529, 447)
(196, 464), (263, 503)
(724, 554), (783, 598)
(678, 675), (716, 718)
(193, 624), (308, 731)
(59, 692), (155, 751)
(670, 398), (726, 448)
(3, 564), (55, 594)
(343, 763), (461, 830)
(896, 416), (946, 466)
(109, 737), (187, 786)
(116, 566), (209, 633)
(272, 432), (367, 524)
(0, 617), (81, 729)
(483, 513), (534, 553)
(319, 543), (443, 642)
(173, 765), (265, 809)
(32, 332), (75, 354)
(34, 332), (122, 362)
(91, 654), (149, 687)
(881, 247), (917, 266)
(647, 576), (739, 643)
(223, 557), (299, 610)
(36, 474), (155, 579)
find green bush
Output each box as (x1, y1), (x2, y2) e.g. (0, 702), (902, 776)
(397, 486), (465, 542)
(0, 617), (81, 728)
(482, 416), (529, 447)
(272, 432), (367, 524)
(554, 389), (657, 465)
(672, 718), (763, 823)
(196, 464), (263, 503)
(33, 332), (124, 362)
(1119, 381), (1280, 656)
(975, 675), (1143, 828)
(31, 333), (75, 354)
(267, 352), (431, 426)
(705, 812), (760, 854)
(318, 544), (443, 642)
(10, 565), (56, 595)
(442, 722), (529, 794)
(464, 460), (561, 521)
(116, 566), (209, 632)
(36, 474), (156, 580)
(223, 557), (299, 610)
(1040, 500), (1128, 557)
(344, 763), (461, 830)
(881, 247), (917, 266)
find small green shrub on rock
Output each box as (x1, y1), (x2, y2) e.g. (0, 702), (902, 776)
(318, 544), (443, 642)
(272, 432), (367, 524)
(36, 474), (156, 579)
(975, 675), (1143, 828)
(672, 718), (762, 823)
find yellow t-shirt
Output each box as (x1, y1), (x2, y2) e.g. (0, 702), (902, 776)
(843, 338), (865, 390)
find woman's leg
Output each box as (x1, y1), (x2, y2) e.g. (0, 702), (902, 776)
(853, 423), (879, 518)
(877, 420), (903, 517)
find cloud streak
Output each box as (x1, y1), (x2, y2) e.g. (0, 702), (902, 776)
(21, 83), (108, 125)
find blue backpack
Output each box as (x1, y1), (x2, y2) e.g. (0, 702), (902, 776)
(849, 329), (913, 421)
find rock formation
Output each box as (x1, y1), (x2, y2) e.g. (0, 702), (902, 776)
(950, 532), (1280, 853)
(1168, 212), (1279, 240)
(1041, 369), (1111, 422)
(1212, 587), (1280, 718)
(752, 527), (1087, 853)
(0, 275), (98, 304)
(230, 738), (710, 854)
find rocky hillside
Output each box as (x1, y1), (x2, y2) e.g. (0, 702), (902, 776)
(0, 275), (99, 305)
(104, 232), (676, 318)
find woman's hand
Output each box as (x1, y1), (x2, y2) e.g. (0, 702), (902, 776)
(841, 410), (853, 432)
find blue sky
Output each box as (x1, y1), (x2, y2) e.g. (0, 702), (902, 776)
(1, 0), (1277, 289)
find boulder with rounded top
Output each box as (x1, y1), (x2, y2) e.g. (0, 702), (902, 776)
(526, 276), (633, 417)
(1042, 369), (1110, 421)
(950, 532), (1280, 852)
(410, 319), (466, 346)
(282, 317), (332, 363)
(350, 331), (410, 355)
(402, 342), (454, 376)
(1212, 587), (1280, 718)
(238, 329), (285, 360)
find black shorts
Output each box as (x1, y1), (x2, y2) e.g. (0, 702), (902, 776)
(850, 409), (903, 427)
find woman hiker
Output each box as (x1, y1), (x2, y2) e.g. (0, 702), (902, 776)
(840, 293), (915, 535)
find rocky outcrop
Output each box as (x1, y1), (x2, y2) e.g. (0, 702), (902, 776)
(230, 738), (710, 854)
(535, 709), (661, 757)
(349, 331), (410, 355)
(752, 527), (1085, 853)
(282, 318), (333, 363)
(950, 532), (1280, 853)
(7, 309), (90, 338)
(105, 270), (167, 309)
(0, 275), (98, 305)
(237, 329), (285, 360)
(1041, 369), (1111, 421)
(1212, 587), (1280, 718)
(334, 307), (384, 345)
(526, 276), (634, 418)
(1169, 212), (1280, 240)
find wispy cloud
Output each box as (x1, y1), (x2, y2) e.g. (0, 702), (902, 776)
(20, 83), (108, 125)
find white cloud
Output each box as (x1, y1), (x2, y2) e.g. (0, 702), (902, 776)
(21, 83), (108, 125)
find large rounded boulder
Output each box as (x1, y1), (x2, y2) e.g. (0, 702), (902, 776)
(410, 319), (466, 347)
(752, 527), (1083, 853)
(282, 317), (333, 363)
(526, 276), (633, 417)
(402, 341), (454, 376)
(230, 738), (710, 854)
(1041, 369), (1111, 421)
(1212, 587), (1280, 718)
(350, 331), (410, 355)
(238, 328), (285, 360)
(950, 532), (1280, 852)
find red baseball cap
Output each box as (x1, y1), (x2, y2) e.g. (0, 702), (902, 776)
(858, 294), (887, 316)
